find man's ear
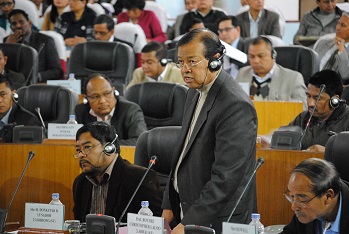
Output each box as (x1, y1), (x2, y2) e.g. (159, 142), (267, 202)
(3, 55), (7, 64)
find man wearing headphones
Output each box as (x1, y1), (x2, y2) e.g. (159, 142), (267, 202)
(75, 73), (147, 146)
(72, 122), (163, 222)
(236, 36), (307, 110)
(287, 69), (349, 152)
(126, 42), (184, 90)
(162, 28), (258, 234)
(0, 74), (41, 139)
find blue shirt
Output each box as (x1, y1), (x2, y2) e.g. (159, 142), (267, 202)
(318, 192), (342, 234)
(249, 10), (262, 38)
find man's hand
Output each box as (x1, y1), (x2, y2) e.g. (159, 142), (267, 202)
(307, 144), (325, 153)
(171, 223), (185, 234)
(5, 30), (23, 43)
(64, 36), (87, 47)
(161, 209), (174, 224)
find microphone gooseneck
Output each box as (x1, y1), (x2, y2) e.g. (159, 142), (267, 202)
(226, 157), (264, 223)
(297, 84), (326, 150)
(0, 151), (35, 232)
(116, 155), (157, 234)
(25, 43), (45, 86)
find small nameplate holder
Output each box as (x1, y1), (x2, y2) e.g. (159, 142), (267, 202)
(222, 222), (257, 234)
(48, 123), (83, 139)
(127, 213), (164, 234)
(25, 203), (65, 230)
(47, 80), (81, 94)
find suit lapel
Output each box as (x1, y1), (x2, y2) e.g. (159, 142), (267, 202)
(105, 157), (123, 215)
(242, 12), (250, 37)
(258, 10), (266, 36)
(268, 65), (281, 99)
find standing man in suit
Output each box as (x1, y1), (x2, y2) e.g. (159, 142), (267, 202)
(73, 122), (163, 222)
(236, 36), (307, 109)
(75, 73), (147, 146)
(5, 9), (63, 81)
(0, 74), (41, 139)
(281, 158), (349, 234)
(161, 28), (258, 234)
(236, 0), (281, 38)
(217, 15), (246, 79)
(126, 41), (184, 90)
(314, 13), (349, 83)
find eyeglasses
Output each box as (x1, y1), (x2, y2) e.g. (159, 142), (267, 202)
(217, 27), (234, 34)
(175, 58), (206, 70)
(86, 90), (114, 102)
(0, 2), (13, 7)
(283, 192), (318, 208)
(74, 143), (101, 158)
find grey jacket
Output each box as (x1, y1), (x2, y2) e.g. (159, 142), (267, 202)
(294, 6), (342, 45)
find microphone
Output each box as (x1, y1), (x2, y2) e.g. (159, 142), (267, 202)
(25, 42), (45, 86)
(226, 157), (264, 223)
(116, 155), (157, 234)
(0, 151), (35, 232)
(297, 84), (326, 150)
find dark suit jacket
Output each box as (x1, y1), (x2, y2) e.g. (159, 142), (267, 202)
(6, 69), (26, 90)
(73, 156), (163, 222)
(236, 9), (281, 38)
(0, 103), (41, 138)
(27, 31), (63, 81)
(281, 181), (349, 234)
(75, 96), (147, 146)
(163, 70), (258, 233)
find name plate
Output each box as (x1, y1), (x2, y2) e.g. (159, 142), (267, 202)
(127, 213), (164, 234)
(48, 123), (83, 139)
(222, 222), (256, 234)
(25, 203), (65, 230)
(47, 80), (81, 94)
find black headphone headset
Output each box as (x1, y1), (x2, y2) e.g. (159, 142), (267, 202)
(83, 89), (119, 105)
(207, 41), (226, 72)
(260, 35), (277, 59)
(12, 93), (18, 103)
(329, 96), (346, 109)
(103, 133), (118, 155)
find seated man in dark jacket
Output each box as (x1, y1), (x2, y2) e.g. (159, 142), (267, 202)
(75, 73), (147, 146)
(0, 74), (41, 139)
(73, 122), (163, 222)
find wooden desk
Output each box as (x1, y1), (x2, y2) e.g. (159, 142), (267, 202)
(253, 101), (303, 135)
(1, 142), (323, 227)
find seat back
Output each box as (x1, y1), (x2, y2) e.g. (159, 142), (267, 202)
(14, 0), (39, 28)
(114, 22), (147, 53)
(125, 82), (188, 129)
(134, 126), (181, 190)
(324, 131), (349, 183)
(16, 84), (79, 126)
(0, 43), (38, 85)
(67, 41), (134, 94)
(144, 1), (168, 33)
(274, 45), (319, 85)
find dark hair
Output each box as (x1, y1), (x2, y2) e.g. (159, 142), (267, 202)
(292, 158), (341, 197)
(217, 15), (241, 28)
(94, 14), (115, 31)
(8, 9), (29, 22)
(177, 28), (225, 58)
(141, 41), (167, 60)
(49, 4), (59, 24)
(250, 36), (273, 52)
(308, 70), (343, 97)
(84, 73), (114, 95)
(185, 17), (204, 32)
(0, 73), (14, 90)
(76, 121), (120, 155)
(123, 0), (145, 10)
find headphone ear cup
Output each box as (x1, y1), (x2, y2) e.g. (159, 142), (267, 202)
(12, 93), (18, 103)
(208, 58), (222, 72)
(330, 96), (340, 109)
(83, 97), (88, 104)
(160, 58), (168, 67)
(272, 50), (277, 59)
(103, 142), (116, 156)
(114, 89), (119, 97)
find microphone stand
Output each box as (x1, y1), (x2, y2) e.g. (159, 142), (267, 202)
(0, 151), (35, 233)
(115, 156), (157, 234)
